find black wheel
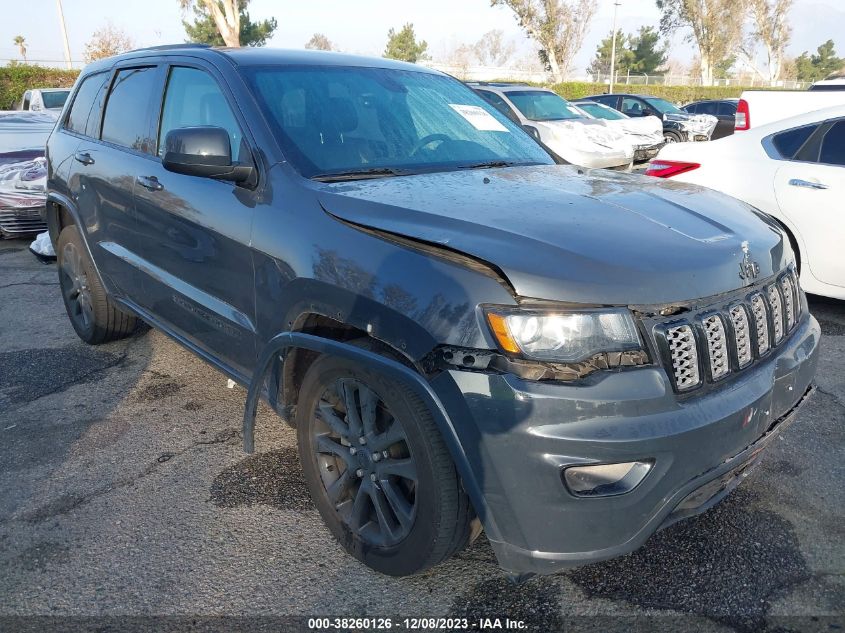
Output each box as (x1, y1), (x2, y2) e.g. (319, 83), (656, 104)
(296, 352), (473, 576)
(57, 225), (137, 344)
(663, 130), (682, 144)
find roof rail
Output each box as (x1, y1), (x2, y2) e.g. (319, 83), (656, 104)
(126, 43), (212, 53)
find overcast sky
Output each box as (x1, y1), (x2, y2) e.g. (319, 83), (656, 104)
(2, 0), (844, 74)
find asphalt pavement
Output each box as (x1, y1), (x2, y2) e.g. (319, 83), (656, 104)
(0, 238), (843, 633)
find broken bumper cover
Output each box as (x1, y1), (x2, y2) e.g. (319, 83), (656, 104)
(633, 141), (664, 163)
(431, 314), (819, 575)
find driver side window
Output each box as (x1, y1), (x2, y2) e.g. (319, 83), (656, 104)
(621, 97), (643, 116)
(158, 66), (242, 161)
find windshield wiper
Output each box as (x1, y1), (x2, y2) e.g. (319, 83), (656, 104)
(310, 168), (410, 182)
(455, 160), (531, 170)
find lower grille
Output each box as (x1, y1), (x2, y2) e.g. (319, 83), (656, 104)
(0, 207), (47, 237)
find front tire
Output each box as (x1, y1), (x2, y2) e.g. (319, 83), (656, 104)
(663, 130), (682, 144)
(57, 225), (137, 344)
(296, 352), (473, 576)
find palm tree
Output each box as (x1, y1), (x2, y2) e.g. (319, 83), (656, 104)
(13, 35), (27, 62)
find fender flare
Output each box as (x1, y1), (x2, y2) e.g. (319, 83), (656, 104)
(242, 331), (502, 542)
(46, 192), (109, 291)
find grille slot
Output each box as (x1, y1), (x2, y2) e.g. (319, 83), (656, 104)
(666, 324), (700, 390)
(702, 314), (730, 379)
(768, 285), (784, 343)
(750, 294), (770, 355)
(780, 275), (796, 330)
(729, 305), (752, 368)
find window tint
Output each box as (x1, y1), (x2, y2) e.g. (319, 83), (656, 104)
(476, 90), (519, 123)
(245, 67), (551, 178)
(717, 101), (736, 116)
(22, 92), (31, 110)
(819, 120), (845, 165)
(65, 74), (107, 135)
(772, 124), (818, 159)
(42, 90), (70, 109)
(158, 66), (243, 161)
(621, 97), (644, 116)
(84, 74), (111, 138)
(592, 95), (617, 108)
(684, 103), (699, 114)
(101, 67), (157, 153)
(697, 101), (718, 116)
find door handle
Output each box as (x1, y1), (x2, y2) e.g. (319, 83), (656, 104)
(136, 175), (163, 192)
(73, 152), (94, 166)
(788, 178), (828, 190)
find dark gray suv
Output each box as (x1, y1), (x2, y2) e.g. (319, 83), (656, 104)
(45, 45), (819, 579)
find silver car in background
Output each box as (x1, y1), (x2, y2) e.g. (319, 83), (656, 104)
(470, 83), (634, 170)
(572, 99), (664, 163)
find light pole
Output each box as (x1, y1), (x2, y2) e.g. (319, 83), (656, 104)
(608, 0), (621, 93)
(56, 0), (72, 69)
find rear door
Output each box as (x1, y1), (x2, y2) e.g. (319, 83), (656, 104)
(72, 64), (161, 298)
(774, 118), (845, 288)
(133, 60), (260, 376)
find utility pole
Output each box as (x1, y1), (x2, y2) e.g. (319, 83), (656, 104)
(608, 0), (621, 93)
(56, 0), (72, 69)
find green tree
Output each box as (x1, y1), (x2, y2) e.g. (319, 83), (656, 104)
(587, 30), (634, 78)
(183, 0), (277, 47)
(628, 27), (668, 74)
(794, 39), (843, 82)
(384, 23), (428, 63)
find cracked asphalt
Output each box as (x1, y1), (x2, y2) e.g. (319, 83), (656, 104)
(0, 239), (843, 632)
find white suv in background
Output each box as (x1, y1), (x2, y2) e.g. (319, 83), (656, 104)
(646, 106), (845, 300)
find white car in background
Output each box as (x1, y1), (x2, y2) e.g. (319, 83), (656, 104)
(646, 105), (845, 300)
(470, 83), (634, 170)
(572, 99), (664, 163)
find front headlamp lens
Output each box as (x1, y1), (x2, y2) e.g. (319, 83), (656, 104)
(486, 308), (642, 363)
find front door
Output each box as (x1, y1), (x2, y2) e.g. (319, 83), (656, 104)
(774, 118), (845, 288)
(133, 63), (260, 377)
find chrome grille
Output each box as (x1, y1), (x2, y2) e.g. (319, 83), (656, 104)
(780, 275), (796, 330)
(750, 294), (770, 355)
(768, 285), (784, 343)
(729, 305), (752, 368)
(666, 324), (700, 390)
(0, 208), (47, 237)
(702, 314), (729, 379)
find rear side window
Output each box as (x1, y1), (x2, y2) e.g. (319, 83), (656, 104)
(717, 102), (736, 116)
(684, 103), (699, 114)
(698, 101), (718, 116)
(819, 120), (845, 165)
(65, 73), (108, 136)
(157, 66), (243, 161)
(772, 125), (818, 159)
(101, 67), (157, 154)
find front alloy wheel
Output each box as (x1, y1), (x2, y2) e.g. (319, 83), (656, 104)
(312, 378), (417, 547)
(296, 352), (474, 576)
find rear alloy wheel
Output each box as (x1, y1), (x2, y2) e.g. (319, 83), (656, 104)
(296, 353), (473, 576)
(57, 225), (137, 344)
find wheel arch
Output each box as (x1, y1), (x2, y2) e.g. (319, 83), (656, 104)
(46, 192), (108, 291)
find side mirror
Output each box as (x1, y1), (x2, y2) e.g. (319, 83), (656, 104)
(162, 126), (254, 184)
(522, 124), (541, 141)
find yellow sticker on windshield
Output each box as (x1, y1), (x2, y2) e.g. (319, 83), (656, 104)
(448, 104), (509, 132)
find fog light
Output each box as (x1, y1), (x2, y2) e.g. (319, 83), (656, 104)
(563, 460), (653, 497)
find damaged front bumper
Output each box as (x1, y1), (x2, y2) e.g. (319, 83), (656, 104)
(430, 313), (819, 576)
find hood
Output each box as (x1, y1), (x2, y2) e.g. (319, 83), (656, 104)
(317, 165), (788, 305)
(604, 116), (664, 144)
(536, 119), (633, 157)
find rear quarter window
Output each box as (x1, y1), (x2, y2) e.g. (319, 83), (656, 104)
(771, 124), (819, 159)
(819, 120), (845, 165)
(65, 73), (108, 136)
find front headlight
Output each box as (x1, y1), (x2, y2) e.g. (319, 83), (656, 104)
(485, 307), (642, 363)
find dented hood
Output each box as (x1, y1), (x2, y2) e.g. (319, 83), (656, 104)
(317, 164), (788, 305)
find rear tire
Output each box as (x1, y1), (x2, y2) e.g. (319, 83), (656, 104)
(57, 225), (137, 344)
(296, 351), (473, 576)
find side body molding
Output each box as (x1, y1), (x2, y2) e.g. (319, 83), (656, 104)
(242, 331), (502, 543)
